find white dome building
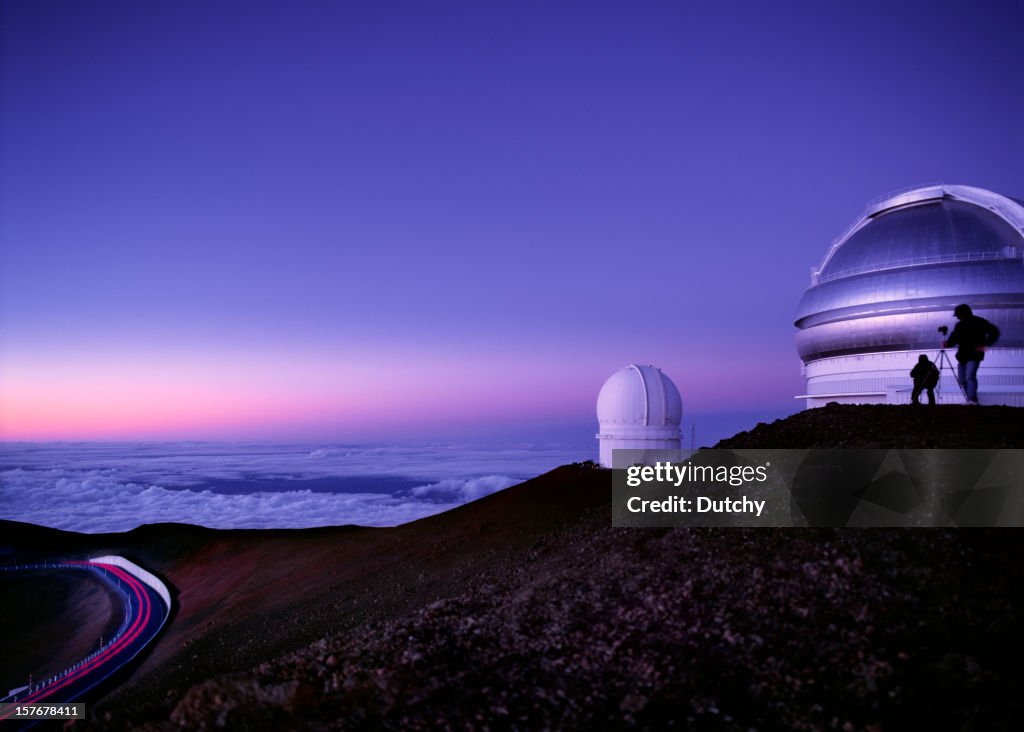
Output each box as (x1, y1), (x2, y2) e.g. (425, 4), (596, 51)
(795, 184), (1024, 407)
(596, 364), (682, 467)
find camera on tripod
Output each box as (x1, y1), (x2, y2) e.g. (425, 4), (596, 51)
(934, 325), (967, 399)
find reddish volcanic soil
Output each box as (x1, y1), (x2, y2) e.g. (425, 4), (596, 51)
(3, 404), (1023, 730)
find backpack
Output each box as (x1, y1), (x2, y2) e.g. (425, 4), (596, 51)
(983, 318), (1001, 347)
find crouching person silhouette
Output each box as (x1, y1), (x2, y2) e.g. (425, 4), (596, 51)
(910, 354), (940, 405)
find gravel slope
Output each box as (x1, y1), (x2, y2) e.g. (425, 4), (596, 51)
(9, 404), (1023, 730)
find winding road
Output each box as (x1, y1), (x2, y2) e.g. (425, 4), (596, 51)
(0, 557), (170, 721)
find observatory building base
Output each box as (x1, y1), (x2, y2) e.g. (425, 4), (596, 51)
(798, 349), (1024, 409)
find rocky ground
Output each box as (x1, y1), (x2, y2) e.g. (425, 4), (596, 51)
(7, 404), (1023, 730)
(153, 524), (1024, 731)
(716, 403), (1022, 449)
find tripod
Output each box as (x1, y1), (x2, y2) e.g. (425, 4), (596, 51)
(933, 346), (967, 402)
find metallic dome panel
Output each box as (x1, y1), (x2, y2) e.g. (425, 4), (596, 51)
(818, 200), (1021, 282)
(796, 186), (1024, 362)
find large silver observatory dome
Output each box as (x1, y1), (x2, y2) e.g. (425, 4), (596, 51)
(795, 184), (1024, 407)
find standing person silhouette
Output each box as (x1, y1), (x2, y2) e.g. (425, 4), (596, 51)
(943, 304), (1000, 405)
(910, 354), (939, 405)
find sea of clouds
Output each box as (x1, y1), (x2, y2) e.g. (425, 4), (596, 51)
(0, 442), (589, 533)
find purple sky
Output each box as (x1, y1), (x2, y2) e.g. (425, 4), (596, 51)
(2, 1), (1022, 444)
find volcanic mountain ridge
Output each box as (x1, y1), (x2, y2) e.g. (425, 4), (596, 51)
(2, 403), (1023, 730)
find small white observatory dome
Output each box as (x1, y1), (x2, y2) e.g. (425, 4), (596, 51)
(596, 364), (682, 467)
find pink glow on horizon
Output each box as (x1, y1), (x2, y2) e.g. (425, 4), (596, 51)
(0, 342), (799, 440)
(0, 347), (600, 440)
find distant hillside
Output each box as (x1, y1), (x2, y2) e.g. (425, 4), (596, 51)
(3, 405), (1023, 730)
(1, 466), (610, 720)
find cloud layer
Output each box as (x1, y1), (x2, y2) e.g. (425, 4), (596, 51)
(0, 441), (587, 532)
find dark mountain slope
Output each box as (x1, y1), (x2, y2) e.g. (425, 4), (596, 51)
(3, 405), (1022, 729)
